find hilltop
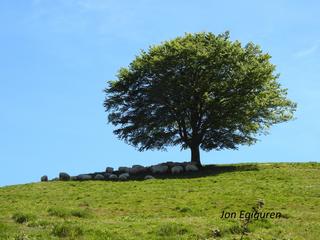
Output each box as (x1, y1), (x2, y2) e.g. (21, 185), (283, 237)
(0, 162), (319, 239)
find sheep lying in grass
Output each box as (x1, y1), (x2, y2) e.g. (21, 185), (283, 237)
(171, 166), (184, 174)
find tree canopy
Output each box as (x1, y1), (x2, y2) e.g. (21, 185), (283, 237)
(104, 32), (296, 165)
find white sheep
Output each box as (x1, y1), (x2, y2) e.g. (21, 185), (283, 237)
(119, 173), (129, 181)
(185, 164), (199, 172)
(151, 165), (168, 174)
(171, 166), (184, 174)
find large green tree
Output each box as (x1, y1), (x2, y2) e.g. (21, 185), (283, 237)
(104, 32), (296, 166)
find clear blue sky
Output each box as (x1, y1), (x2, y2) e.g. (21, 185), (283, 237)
(1, 0), (319, 186)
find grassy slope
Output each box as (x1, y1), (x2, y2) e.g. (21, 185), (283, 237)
(0, 163), (319, 240)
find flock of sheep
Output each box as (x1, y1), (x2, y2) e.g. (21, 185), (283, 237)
(40, 162), (199, 182)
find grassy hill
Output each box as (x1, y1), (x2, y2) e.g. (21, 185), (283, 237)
(0, 162), (319, 240)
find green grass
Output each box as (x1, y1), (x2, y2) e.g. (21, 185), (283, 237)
(0, 162), (319, 239)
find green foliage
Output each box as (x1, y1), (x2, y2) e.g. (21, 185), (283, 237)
(104, 32), (296, 164)
(238, 199), (265, 239)
(156, 223), (189, 237)
(48, 207), (90, 218)
(51, 222), (83, 238)
(175, 206), (192, 213)
(47, 207), (69, 218)
(0, 163), (319, 239)
(70, 209), (90, 218)
(14, 233), (30, 240)
(12, 213), (35, 224)
(229, 224), (243, 234)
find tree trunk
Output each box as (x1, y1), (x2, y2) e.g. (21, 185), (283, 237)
(190, 144), (201, 167)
